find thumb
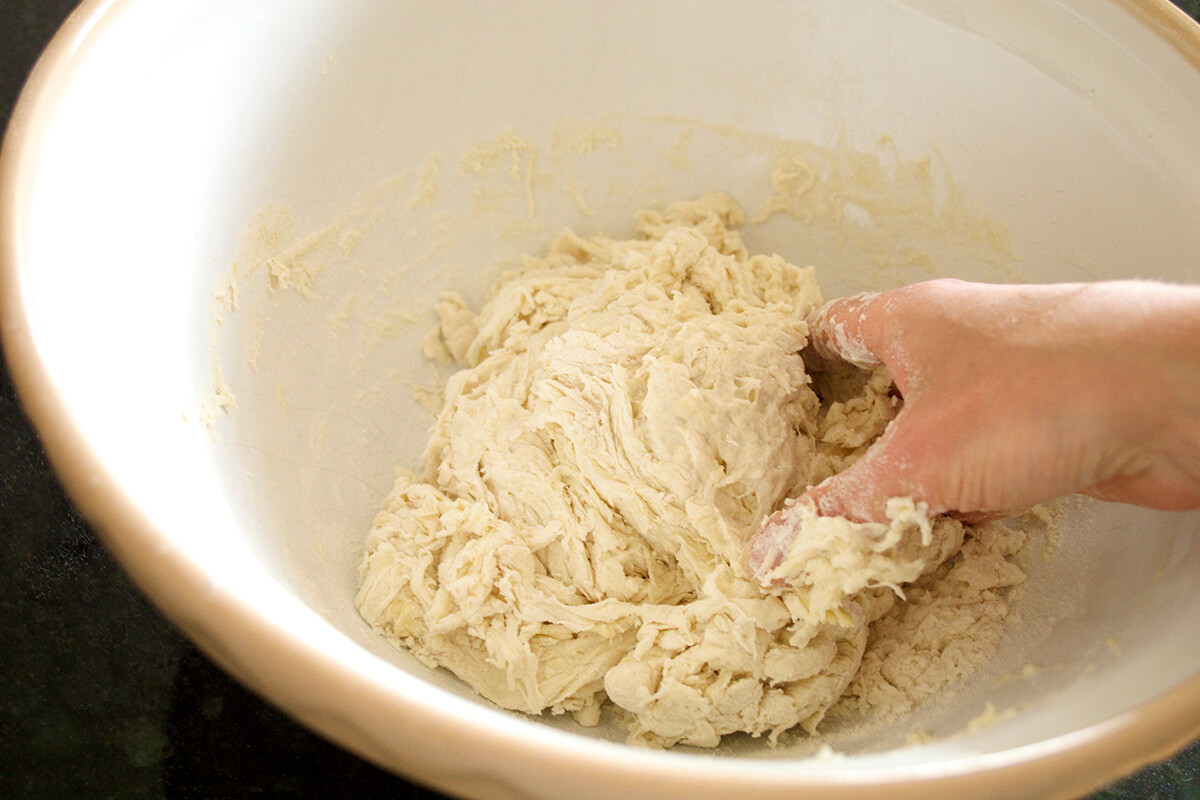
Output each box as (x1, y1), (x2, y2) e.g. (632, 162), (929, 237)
(806, 435), (919, 523)
(748, 419), (925, 577)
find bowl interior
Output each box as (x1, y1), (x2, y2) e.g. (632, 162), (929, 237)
(9, 0), (1200, 786)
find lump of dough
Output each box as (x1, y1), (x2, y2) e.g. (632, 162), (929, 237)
(357, 194), (967, 747)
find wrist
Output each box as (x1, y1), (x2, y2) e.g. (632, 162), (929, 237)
(1119, 282), (1200, 501)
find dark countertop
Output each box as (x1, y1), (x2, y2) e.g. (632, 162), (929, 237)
(3, 1), (1200, 798)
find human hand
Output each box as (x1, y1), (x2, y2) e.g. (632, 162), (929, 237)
(750, 279), (1200, 575)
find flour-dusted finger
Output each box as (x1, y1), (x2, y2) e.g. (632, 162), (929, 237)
(804, 291), (885, 369)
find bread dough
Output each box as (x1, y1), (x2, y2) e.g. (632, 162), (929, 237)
(356, 195), (986, 747)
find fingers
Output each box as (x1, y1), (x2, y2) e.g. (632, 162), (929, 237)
(805, 291), (885, 370)
(804, 435), (924, 523)
(746, 436), (928, 581)
(746, 410), (959, 581)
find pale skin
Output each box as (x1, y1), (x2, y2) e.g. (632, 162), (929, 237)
(750, 278), (1200, 576)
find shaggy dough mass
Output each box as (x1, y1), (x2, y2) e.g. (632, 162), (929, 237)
(357, 195), (1003, 747)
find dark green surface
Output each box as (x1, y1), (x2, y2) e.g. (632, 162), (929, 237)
(2, 1), (1199, 798)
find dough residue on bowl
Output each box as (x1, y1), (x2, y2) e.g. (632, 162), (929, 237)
(356, 193), (1026, 747)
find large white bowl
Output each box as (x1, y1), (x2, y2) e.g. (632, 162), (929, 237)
(5, 1), (1200, 798)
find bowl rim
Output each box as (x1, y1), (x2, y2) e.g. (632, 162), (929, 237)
(3, 1), (1200, 798)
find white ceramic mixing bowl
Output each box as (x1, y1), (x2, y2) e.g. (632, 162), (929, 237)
(4, 1), (1200, 798)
